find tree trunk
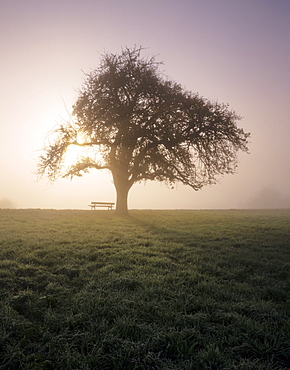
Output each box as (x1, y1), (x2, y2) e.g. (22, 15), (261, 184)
(115, 182), (130, 216)
(112, 170), (131, 216)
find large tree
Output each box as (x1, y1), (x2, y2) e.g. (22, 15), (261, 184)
(38, 47), (250, 215)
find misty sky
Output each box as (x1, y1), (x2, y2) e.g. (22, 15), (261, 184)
(1, 0), (289, 210)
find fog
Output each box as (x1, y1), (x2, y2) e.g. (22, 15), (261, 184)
(1, 0), (289, 210)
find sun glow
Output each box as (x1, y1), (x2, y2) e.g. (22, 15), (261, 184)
(63, 133), (106, 171)
(64, 144), (87, 168)
(63, 132), (87, 168)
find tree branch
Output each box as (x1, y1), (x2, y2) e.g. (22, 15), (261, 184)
(62, 159), (110, 179)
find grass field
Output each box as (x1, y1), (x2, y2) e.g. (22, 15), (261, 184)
(0, 209), (289, 369)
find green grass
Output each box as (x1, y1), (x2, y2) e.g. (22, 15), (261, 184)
(0, 209), (289, 369)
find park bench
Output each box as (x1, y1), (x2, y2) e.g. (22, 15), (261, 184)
(88, 201), (114, 210)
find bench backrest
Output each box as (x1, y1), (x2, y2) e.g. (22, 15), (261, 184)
(91, 202), (114, 205)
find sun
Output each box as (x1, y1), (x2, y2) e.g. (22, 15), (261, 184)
(63, 144), (86, 168)
(63, 133), (106, 170)
(63, 132), (88, 168)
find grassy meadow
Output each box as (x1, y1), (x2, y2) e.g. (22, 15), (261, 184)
(0, 209), (289, 369)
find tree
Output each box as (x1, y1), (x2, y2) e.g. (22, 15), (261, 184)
(37, 47), (250, 215)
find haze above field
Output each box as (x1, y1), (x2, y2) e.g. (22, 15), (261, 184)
(1, 0), (289, 209)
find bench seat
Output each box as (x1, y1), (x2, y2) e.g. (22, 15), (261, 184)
(89, 202), (114, 210)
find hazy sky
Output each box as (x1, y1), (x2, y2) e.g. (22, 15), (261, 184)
(1, 0), (290, 210)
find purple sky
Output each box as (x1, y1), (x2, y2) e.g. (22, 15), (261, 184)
(1, 0), (289, 209)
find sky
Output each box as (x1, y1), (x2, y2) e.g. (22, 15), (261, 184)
(1, 0), (290, 210)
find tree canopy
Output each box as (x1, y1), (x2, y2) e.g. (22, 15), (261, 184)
(38, 47), (250, 214)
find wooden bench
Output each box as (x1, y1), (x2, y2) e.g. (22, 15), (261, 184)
(88, 201), (114, 210)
